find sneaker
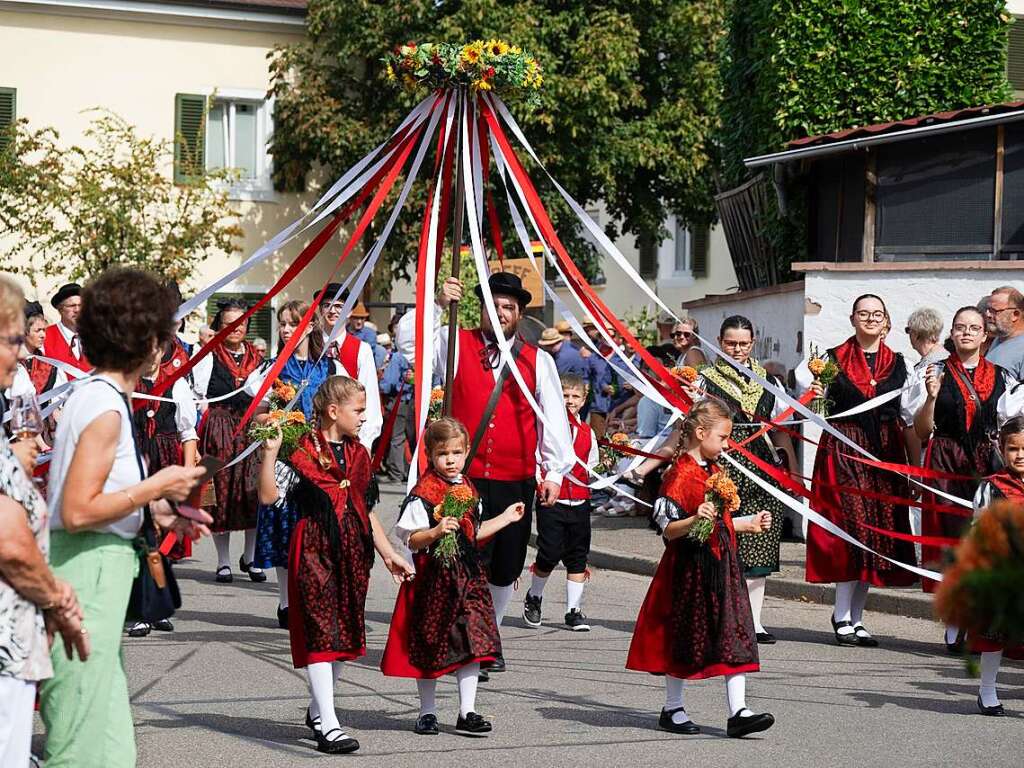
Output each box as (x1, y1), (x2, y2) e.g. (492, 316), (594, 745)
(414, 713), (439, 735)
(564, 609), (591, 631)
(523, 593), (543, 627)
(455, 711), (492, 737)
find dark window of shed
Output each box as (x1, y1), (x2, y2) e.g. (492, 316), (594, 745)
(1000, 121), (1024, 256)
(809, 154), (865, 262)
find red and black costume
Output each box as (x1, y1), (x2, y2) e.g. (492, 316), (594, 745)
(380, 470), (501, 679)
(626, 454), (759, 680)
(920, 356), (1004, 592)
(42, 323), (89, 375)
(806, 338), (917, 587)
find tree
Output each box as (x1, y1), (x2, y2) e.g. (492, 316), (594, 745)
(0, 110), (243, 289)
(268, 0), (726, 290)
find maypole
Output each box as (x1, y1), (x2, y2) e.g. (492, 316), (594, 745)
(442, 86), (467, 417)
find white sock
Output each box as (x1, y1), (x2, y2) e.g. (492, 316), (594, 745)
(416, 679), (437, 717)
(726, 673), (750, 717)
(746, 576), (767, 634)
(489, 583), (514, 628)
(980, 651), (1002, 708)
(213, 532), (231, 570)
(331, 661), (345, 680)
(566, 579), (585, 612)
(833, 580), (856, 634)
(243, 528), (258, 566)
(664, 675), (690, 723)
(276, 567), (289, 609)
(851, 580), (870, 627)
(528, 573), (549, 599)
(306, 662), (344, 736)
(457, 663), (480, 716)
(944, 625), (960, 645)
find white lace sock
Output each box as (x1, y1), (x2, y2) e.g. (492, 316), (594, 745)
(979, 651), (1002, 708)
(276, 568), (289, 609)
(528, 573), (548, 600)
(489, 583), (514, 628)
(566, 579), (585, 612)
(833, 580), (856, 634)
(213, 532), (231, 570)
(457, 663), (480, 716)
(307, 662), (343, 736)
(850, 580), (870, 627)
(664, 675), (691, 723)
(243, 528), (257, 566)
(726, 674), (751, 717)
(746, 576), (767, 634)
(416, 679), (437, 717)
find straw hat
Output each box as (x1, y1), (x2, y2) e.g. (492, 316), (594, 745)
(350, 301), (370, 319)
(538, 327), (563, 347)
(554, 320), (572, 334)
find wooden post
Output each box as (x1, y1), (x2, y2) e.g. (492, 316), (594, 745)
(994, 125), (1005, 260)
(443, 89), (467, 417)
(862, 150), (876, 263)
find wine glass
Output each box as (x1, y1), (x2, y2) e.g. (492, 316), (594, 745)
(9, 394), (44, 443)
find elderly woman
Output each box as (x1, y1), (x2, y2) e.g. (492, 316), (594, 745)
(39, 268), (209, 768)
(905, 308), (945, 372)
(0, 277), (88, 767)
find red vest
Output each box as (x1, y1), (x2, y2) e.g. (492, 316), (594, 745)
(560, 416), (593, 501)
(451, 328), (539, 482)
(330, 333), (362, 380)
(42, 324), (89, 374)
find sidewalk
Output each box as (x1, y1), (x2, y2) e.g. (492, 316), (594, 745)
(553, 514), (938, 621)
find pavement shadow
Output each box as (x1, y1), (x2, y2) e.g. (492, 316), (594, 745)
(845, 689), (1021, 717)
(767, 626), (953, 658)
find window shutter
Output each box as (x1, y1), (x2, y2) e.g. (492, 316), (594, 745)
(690, 225), (710, 278)
(638, 232), (657, 278)
(1009, 19), (1024, 93)
(0, 88), (16, 152)
(206, 294), (273, 346)
(174, 93), (206, 183)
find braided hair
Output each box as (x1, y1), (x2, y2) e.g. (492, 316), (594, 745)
(310, 375), (366, 469)
(672, 399), (733, 462)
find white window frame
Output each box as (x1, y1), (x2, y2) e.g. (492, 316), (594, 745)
(657, 214), (696, 288)
(200, 87), (276, 203)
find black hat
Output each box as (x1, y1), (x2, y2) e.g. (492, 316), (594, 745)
(24, 300), (44, 320)
(317, 284), (347, 305)
(474, 271), (531, 308)
(51, 283), (81, 309)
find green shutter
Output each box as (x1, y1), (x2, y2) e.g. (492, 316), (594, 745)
(206, 293), (274, 347)
(690, 226), (710, 278)
(1008, 19), (1024, 93)
(174, 93), (206, 183)
(638, 232), (657, 278)
(0, 88), (16, 152)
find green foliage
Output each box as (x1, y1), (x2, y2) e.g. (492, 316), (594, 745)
(623, 305), (659, 347)
(268, 0), (726, 292)
(0, 111), (242, 289)
(438, 250), (481, 329)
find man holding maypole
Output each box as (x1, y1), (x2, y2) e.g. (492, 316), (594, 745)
(397, 271), (573, 674)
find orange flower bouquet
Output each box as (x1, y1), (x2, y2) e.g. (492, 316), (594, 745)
(690, 470), (741, 544)
(248, 408), (311, 459)
(270, 378), (299, 410)
(807, 345), (838, 416)
(432, 482), (478, 568)
(670, 365), (699, 384)
(428, 386), (445, 422)
(596, 431), (631, 475)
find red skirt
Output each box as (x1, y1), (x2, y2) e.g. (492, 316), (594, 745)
(288, 512), (373, 669)
(380, 551), (500, 679)
(626, 527), (759, 680)
(147, 433), (191, 560)
(970, 635), (1024, 659)
(200, 407), (258, 532)
(806, 420), (917, 587)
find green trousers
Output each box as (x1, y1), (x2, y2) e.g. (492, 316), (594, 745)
(40, 530), (138, 768)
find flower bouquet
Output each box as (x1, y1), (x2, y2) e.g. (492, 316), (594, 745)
(428, 386), (445, 422)
(690, 470), (740, 544)
(596, 431), (631, 475)
(670, 365), (700, 384)
(248, 408), (310, 459)
(807, 345), (838, 416)
(432, 483), (478, 568)
(270, 379), (298, 409)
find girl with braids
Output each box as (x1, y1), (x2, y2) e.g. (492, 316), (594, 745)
(627, 400), (775, 739)
(258, 375), (413, 755)
(381, 417), (524, 738)
(192, 298), (264, 584)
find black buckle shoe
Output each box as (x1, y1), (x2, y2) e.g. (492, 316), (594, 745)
(487, 655), (506, 673)
(658, 707), (701, 735)
(853, 623), (879, 648)
(523, 593), (543, 627)
(414, 713), (439, 735)
(305, 708), (321, 737)
(315, 728), (359, 754)
(277, 606), (289, 630)
(240, 556), (267, 583)
(478, 668), (490, 683)
(831, 616), (858, 646)
(755, 631), (776, 645)
(565, 609), (591, 631)
(455, 712), (492, 736)
(945, 629), (966, 655)
(127, 622), (151, 638)
(152, 619), (174, 632)
(215, 566), (233, 583)
(727, 710), (775, 738)
(977, 695), (1006, 717)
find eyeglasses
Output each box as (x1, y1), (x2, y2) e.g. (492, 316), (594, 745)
(952, 324), (985, 335)
(985, 306), (1019, 316)
(0, 334), (25, 349)
(721, 340), (753, 350)
(854, 310), (886, 321)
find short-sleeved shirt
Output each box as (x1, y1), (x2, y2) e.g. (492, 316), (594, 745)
(986, 333), (1024, 383)
(0, 434), (52, 682)
(48, 375), (144, 539)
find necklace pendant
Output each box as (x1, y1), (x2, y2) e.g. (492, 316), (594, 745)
(339, 479), (350, 489)
(869, 379), (877, 387)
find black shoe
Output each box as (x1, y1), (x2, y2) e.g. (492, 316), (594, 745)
(277, 606), (289, 630)
(658, 707), (701, 735)
(853, 624), (879, 648)
(414, 713), (439, 735)
(215, 566), (233, 583)
(152, 619), (174, 632)
(315, 728), (359, 754)
(565, 609), (591, 631)
(727, 710), (775, 738)
(756, 631), (776, 645)
(455, 712), (492, 736)
(977, 695), (1006, 717)
(127, 622), (151, 637)
(478, 668), (490, 683)
(240, 556), (267, 583)
(487, 655), (506, 673)
(523, 593), (543, 627)
(831, 616), (858, 646)
(305, 708), (321, 737)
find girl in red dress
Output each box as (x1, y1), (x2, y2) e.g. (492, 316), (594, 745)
(258, 376), (413, 754)
(381, 417), (524, 738)
(626, 400), (775, 738)
(969, 415), (1024, 716)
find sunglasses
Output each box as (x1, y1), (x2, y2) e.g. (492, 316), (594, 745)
(671, 331), (693, 339)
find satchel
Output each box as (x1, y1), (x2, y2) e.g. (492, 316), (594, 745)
(126, 507), (181, 623)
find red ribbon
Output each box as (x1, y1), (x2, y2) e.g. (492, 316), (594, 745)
(596, 438), (665, 462)
(840, 453), (976, 482)
(856, 521), (962, 548)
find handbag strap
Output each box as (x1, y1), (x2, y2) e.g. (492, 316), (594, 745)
(464, 339), (523, 472)
(97, 379), (155, 538)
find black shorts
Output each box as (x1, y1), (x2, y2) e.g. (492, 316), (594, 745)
(473, 477), (536, 587)
(534, 501), (592, 574)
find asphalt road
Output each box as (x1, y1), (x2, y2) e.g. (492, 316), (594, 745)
(44, 486), (1021, 767)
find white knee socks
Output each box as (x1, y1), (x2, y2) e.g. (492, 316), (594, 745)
(726, 673), (751, 717)
(528, 573), (548, 599)
(944, 625), (960, 646)
(489, 583), (514, 628)
(416, 679), (437, 717)
(276, 567), (289, 609)
(566, 579), (585, 612)
(979, 651), (1002, 708)
(243, 528), (257, 565)
(457, 663), (480, 716)
(664, 675), (691, 723)
(746, 576), (767, 634)
(850, 580), (870, 627)
(213, 532), (231, 570)
(307, 662), (344, 736)
(833, 580), (856, 634)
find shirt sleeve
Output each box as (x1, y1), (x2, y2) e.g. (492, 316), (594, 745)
(356, 341), (383, 449)
(900, 364), (927, 428)
(394, 497), (433, 549)
(652, 496), (686, 535)
(793, 357), (815, 394)
(395, 301), (451, 382)
(274, 461), (299, 504)
(192, 353), (213, 400)
(997, 373), (1023, 426)
(587, 428), (600, 466)
(6, 364), (34, 400)
(534, 349), (574, 486)
(243, 360), (274, 401)
(171, 378), (198, 443)
(973, 481), (992, 518)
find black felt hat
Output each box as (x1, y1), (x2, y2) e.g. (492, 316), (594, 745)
(474, 271), (532, 307)
(24, 300), (44, 320)
(316, 284), (347, 305)
(50, 283), (81, 309)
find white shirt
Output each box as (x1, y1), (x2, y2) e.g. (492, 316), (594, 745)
(560, 421), (601, 506)
(56, 321), (81, 359)
(137, 377), (198, 443)
(394, 475), (483, 549)
(794, 353), (920, 426)
(326, 331), (383, 449)
(48, 375), (144, 539)
(191, 351), (266, 403)
(395, 303), (574, 485)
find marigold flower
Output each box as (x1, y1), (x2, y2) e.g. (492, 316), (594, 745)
(287, 411), (306, 424)
(430, 386), (445, 404)
(448, 484), (475, 504)
(808, 358), (826, 377)
(610, 432), (630, 445)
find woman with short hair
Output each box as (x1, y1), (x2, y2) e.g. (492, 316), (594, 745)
(905, 307), (945, 371)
